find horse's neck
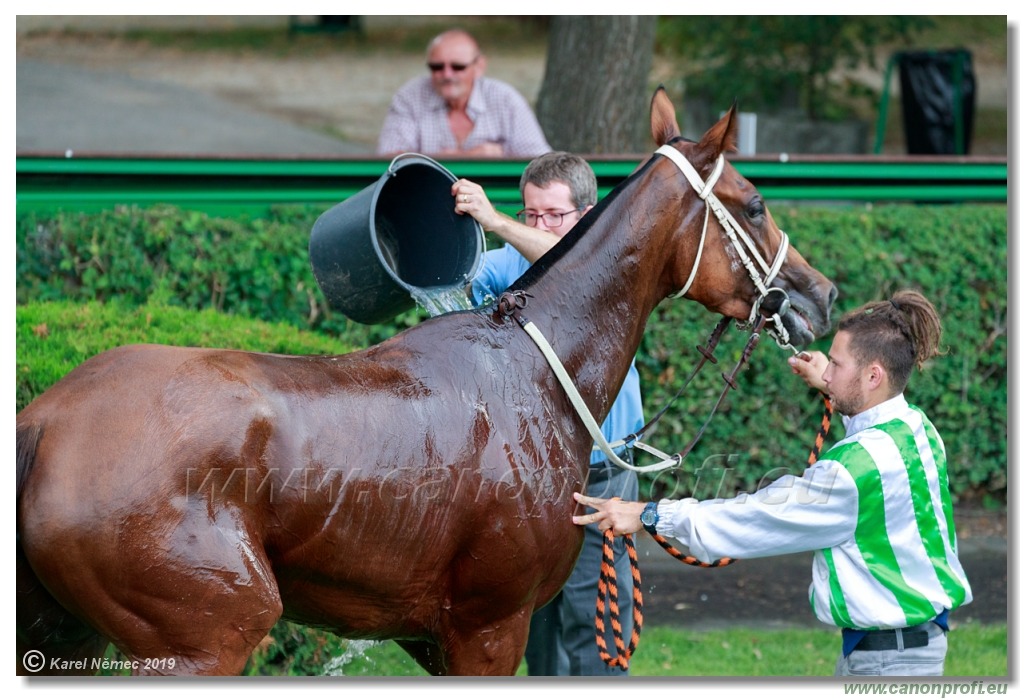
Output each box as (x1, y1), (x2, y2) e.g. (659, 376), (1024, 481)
(515, 172), (682, 419)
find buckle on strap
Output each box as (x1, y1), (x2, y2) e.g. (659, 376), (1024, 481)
(843, 626), (933, 654)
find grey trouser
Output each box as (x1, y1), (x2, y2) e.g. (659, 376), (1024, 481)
(524, 465), (639, 676)
(835, 623), (948, 676)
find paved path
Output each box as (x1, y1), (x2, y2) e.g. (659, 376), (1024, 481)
(17, 59), (364, 156)
(636, 532), (1006, 630)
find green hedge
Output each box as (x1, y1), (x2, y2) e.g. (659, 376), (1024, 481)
(16, 203), (1007, 502)
(16, 204), (422, 348)
(16, 299), (350, 411)
(638, 203), (1007, 503)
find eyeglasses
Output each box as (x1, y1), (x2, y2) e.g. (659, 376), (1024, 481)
(516, 209), (583, 227)
(427, 57), (478, 73)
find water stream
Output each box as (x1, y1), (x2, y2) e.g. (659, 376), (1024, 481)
(409, 284), (476, 317)
(322, 639), (382, 676)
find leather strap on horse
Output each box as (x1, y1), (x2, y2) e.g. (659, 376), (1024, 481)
(499, 290), (775, 476)
(595, 391), (834, 669)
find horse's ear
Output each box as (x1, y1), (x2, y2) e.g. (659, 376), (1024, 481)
(650, 87), (681, 146)
(693, 102), (739, 168)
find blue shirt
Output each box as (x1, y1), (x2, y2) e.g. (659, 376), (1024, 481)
(471, 243), (644, 465)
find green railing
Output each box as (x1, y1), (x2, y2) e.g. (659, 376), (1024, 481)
(16, 154), (1007, 217)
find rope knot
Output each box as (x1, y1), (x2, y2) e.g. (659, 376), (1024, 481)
(497, 290), (532, 320)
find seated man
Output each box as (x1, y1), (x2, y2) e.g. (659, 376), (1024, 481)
(378, 28), (551, 158)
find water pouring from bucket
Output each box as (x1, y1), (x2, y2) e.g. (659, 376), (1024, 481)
(409, 285), (476, 317)
(309, 154), (485, 324)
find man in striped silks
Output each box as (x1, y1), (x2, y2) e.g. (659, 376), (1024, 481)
(574, 289), (972, 676)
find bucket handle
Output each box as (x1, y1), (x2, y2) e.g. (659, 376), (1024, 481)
(384, 152), (488, 286)
(387, 152), (449, 178)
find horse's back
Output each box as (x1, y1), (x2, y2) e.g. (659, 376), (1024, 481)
(19, 343), (262, 511)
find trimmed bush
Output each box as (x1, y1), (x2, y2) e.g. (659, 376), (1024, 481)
(16, 204), (424, 348)
(16, 299), (350, 411)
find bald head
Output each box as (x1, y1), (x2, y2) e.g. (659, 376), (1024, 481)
(425, 29), (486, 109)
(427, 29), (480, 58)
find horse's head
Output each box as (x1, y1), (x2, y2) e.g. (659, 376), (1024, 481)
(649, 88), (836, 347)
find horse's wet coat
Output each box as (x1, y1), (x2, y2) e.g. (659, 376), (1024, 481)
(16, 90), (836, 675)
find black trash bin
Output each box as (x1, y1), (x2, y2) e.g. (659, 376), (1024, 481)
(309, 154), (485, 325)
(897, 49), (976, 155)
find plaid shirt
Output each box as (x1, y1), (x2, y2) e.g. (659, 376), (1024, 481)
(377, 75), (551, 157)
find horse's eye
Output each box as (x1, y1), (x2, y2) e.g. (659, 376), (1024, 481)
(746, 198), (765, 220)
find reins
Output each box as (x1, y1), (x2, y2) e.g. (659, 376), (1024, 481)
(644, 388), (833, 568)
(499, 283), (835, 670)
(496, 140), (831, 670)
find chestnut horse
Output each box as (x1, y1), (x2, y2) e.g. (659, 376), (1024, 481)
(16, 89), (836, 676)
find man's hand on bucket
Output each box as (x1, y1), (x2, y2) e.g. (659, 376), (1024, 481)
(452, 178), (502, 231)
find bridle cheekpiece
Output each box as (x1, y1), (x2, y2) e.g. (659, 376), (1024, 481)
(655, 144), (795, 351)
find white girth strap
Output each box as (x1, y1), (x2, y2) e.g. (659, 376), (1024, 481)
(519, 319), (682, 473)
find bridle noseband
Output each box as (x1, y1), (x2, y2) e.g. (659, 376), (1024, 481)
(655, 144), (795, 351)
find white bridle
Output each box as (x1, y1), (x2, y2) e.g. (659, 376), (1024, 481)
(507, 144), (803, 474)
(655, 144), (794, 349)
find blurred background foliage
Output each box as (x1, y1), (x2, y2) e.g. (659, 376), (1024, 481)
(657, 16), (931, 120)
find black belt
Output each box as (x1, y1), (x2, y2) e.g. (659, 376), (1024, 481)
(854, 627), (931, 652)
(588, 449), (634, 485)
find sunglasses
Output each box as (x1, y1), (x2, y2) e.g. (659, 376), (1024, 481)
(427, 57), (478, 73)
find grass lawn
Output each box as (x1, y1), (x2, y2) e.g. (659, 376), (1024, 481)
(321, 623), (1007, 677)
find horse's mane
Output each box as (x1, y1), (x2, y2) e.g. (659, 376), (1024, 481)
(507, 155), (662, 293)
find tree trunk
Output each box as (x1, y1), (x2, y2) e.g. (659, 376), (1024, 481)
(536, 16), (657, 154)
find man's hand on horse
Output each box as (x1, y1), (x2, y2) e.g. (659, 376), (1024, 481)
(572, 493), (646, 536)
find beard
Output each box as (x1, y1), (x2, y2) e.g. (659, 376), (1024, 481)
(829, 379), (866, 417)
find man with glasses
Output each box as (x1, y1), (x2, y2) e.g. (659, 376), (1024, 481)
(452, 152), (644, 676)
(378, 28), (550, 158)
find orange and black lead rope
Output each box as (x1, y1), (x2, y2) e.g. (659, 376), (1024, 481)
(595, 529), (643, 669)
(594, 391), (833, 669)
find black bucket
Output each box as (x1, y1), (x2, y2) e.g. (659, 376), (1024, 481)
(309, 154), (485, 324)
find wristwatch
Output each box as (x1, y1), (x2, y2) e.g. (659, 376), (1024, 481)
(640, 501), (659, 535)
